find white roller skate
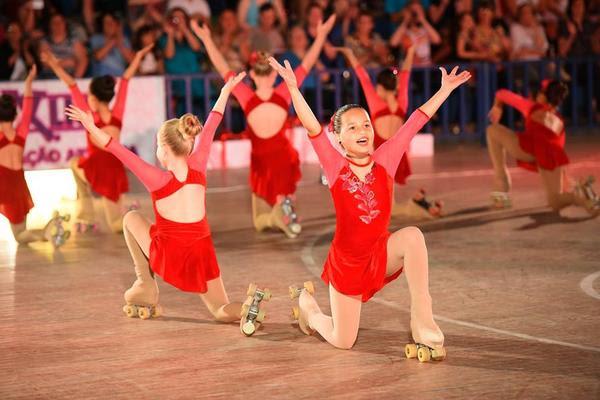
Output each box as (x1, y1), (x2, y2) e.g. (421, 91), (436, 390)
(575, 176), (600, 215)
(240, 283), (271, 336)
(271, 196), (301, 239)
(43, 211), (71, 249)
(490, 191), (512, 210)
(122, 264), (161, 320)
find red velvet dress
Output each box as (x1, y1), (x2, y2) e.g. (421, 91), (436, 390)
(310, 110), (430, 302)
(355, 66), (412, 185)
(496, 89), (569, 172)
(0, 96), (34, 224)
(69, 79), (130, 202)
(105, 111), (224, 292)
(225, 67), (307, 206)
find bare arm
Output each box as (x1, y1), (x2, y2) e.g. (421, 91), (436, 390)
(94, 38), (116, 61)
(301, 15), (336, 72)
(83, 0), (95, 33)
(182, 24), (201, 52)
(122, 44), (155, 80)
(237, 0), (251, 30)
(115, 35), (135, 63)
(273, 0), (288, 28)
(428, 0), (450, 24)
(389, 18), (409, 47)
(23, 65), (36, 97)
(41, 50), (75, 86)
(336, 46), (359, 68)
(73, 41), (88, 78)
(419, 67), (472, 118)
(212, 72), (246, 114)
(420, 15), (442, 45)
(163, 25), (176, 59)
(66, 105), (111, 147)
(190, 20), (231, 78)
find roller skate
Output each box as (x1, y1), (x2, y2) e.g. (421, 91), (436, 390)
(319, 170), (328, 186)
(122, 264), (161, 320)
(240, 283), (271, 336)
(490, 191), (512, 209)
(392, 189), (443, 219)
(74, 220), (98, 233)
(405, 319), (446, 363)
(43, 211), (71, 249)
(575, 176), (600, 215)
(272, 197), (301, 239)
(289, 281), (315, 335)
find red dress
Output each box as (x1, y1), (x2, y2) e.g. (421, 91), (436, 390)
(69, 80), (130, 202)
(310, 109), (430, 302)
(496, 89), (569, 172)
(105, 111), (224, 292)
(225, 67), (307, 206)
(0, 96), (34, 224)
(355, 66), (412, 185)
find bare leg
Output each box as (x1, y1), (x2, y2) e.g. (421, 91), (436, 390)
(539, 167), (586, 211)
(10, 222), (45, 244)
(198, 277), (243, 322)
(386, 226), (443, 349)
(70, 157), (95, 222)
(486, 124), (535, 192)
(102, 196), (124, 233)
(300, 284), (362, 349)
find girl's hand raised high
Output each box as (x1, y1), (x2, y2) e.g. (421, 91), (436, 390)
(268, 57), (297, 89)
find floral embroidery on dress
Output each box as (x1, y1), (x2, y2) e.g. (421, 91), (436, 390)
(340, 168), (380, 224)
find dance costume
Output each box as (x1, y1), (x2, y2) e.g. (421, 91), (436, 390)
(69, 79), (130, 201)
(355, 65), (412, 185)
(104, 111), (223, 292)
(496, 89), (569, 172)
(310, 109), (429, 301)
(224, 67), (307, 206)
(0, 96), (34, 224)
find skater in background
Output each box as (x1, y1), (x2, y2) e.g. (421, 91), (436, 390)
(337, 45), (443, 220)
(271, 56), (470, 357)
(66, 72), (266, 333)
(487, 80), (599, 214)
(0, 66), (70, 247)
(191, 16), (336, 239)
(41, 44), (154, 233)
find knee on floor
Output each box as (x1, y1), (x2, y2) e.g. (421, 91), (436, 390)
(331, 333), (357, 350)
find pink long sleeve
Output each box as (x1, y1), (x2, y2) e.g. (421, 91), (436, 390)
(355, 65), (387, 116)
(105, 138), (171, 193)
(188, 111), (223, 172)
(496, 89), (535, 117)
(224, 71), (254, 111)
(373, 109), (429, 178)
(309, 130), (346, 188)
(69, 84), (90, 111)
(396, 70), (410, 116)
(16, 96), (33, 139)
(111, 78), (129, 122)
(275, 66), (308, 105)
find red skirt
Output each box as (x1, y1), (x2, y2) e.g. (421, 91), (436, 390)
(374, 134), (411, 185)
(149, 216), (220, 293)
(0, 166), (34, 224)
(321, 231), (403, 302)
(78, 150), (129, 202)
(250, 140), (301, 206)
(517, 130), (569, 172)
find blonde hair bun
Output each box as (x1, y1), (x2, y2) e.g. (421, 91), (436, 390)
(178, 113), (202, 140)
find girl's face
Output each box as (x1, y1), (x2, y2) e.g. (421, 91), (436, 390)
(337, 108), (374, 158)
(461, 14), (475, 31)
(307, 6), (323, 27)
(219, 10), (237, 32)
(289, 26), (308, 51)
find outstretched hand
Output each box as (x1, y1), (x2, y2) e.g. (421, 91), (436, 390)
(316, 14), (336, 38)
(268, 57), (297, 88)
(190, 19), (211, 41)
(135, 43), (154, 59)
(222, 71), (246, 92)
(40, 50), (59, 67)
(439, 66), (471, 92)
(65, 105), (95, 131)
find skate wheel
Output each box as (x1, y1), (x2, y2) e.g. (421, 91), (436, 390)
(431, 347), (446, 361)
(289, 285), (300, 299)
(52, 210), (59, 218)
(152, 305), (163, 318)
(123, 304), (137, 318)
(256, 309), (266, 323)
(240, 304), (250, 318)
(138, 307), (151, 320)
(63, 214), (71, 222)
(405, 343), (418, 359)
(247, 283), (257, 297)
(303, 281), (315, 295)
(290, 223), (302, 235)
(261, 289), (272, 301)
(417, 347), (432, 362)
(291, 306), (300, 320)
(242, 321), (256, 336)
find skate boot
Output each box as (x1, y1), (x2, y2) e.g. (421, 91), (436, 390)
(240, 283), (271, 336)
(319, 170), (329, 186)
(43, 211), (71, 249)
(575, 176), (600, 215)
(392, 189), (442, 219)
(490, 191), (512, 209)
(271, 197), (301, 239)
(289, 281), (315, 335)
(405, 318), (446, 363)
(122, 264), (161, 320)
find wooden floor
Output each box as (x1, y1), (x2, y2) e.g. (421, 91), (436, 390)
(1, 137), (599, 399)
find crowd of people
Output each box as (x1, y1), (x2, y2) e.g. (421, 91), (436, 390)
(1, 0), (599, 82)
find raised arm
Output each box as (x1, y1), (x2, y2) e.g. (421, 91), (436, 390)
(191, 20), (231, 78)
(17, 66), (36, 139)
(123, 44), (155, 80)
(301, 15), (336, 72)
(337, 47), (385, 114)
(66, 105), (169, 192)
(41, 50), (76, 87)
(488, 89), (536, 123)
(397, 46), (414, 114)
(189, 72), (246, 172)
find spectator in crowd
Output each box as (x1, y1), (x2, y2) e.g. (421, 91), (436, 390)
(510, 3), (549, 60)
(90, 12), (134, 76)
(83, 0), (128, 34)
(213, 9), (250, 72)
(474, 1), (510, 62)
(559, 0), (594, 57)
(168, 0), (211, 22)
(390, 1), (441, 67)
(329, 0), (359, 44)
(238, 0), (287, 30)
(130, 1), (165, 32)
(345, 11), (390, 68)
(428, 0), (473, 27)
(133, 24), (163, 75)
(39, 13), (88, 78)
(0, 22), (35, 80)
(456, 12), (481, 61)
(305, 2), (338, 67)
(249, 4), (286, 54)
(17, 1), (45, 41)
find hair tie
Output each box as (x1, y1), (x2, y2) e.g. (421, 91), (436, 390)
(390, 67), (399, 75)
